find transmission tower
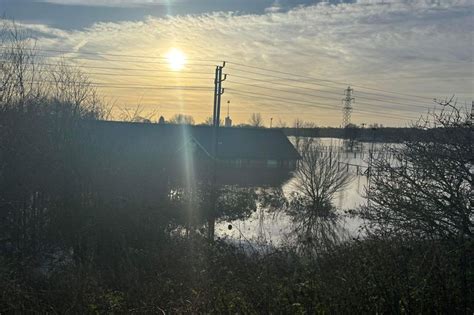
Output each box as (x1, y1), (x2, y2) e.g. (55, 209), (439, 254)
(342, 86), (355, 127)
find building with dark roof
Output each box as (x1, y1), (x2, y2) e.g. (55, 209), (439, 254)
(86, 120), (300, 186)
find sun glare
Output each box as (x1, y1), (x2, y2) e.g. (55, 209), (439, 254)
(166, 48), (186, 71)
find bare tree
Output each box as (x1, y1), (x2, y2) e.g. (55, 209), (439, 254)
(359, 99), (472, 312)
(248, 113), (264, 128)
(293, 118), (304, 129)
(0, 18), (105, 261)
(275, 118), (287, 128)
(360, 99), (472, 240)
(0, 19), (105, 119)
(286, 138), (353, 254)
(119, 104), (157, 123)
(0, 19), (46, 108)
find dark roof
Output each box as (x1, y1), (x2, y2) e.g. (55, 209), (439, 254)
(85, 120), (300, 160)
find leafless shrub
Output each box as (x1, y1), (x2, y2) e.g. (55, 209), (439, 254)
(0, 19), (105, 119)
(286, 138), (353, 255)
(0, 18), (106, 261)
(119, 104), (157, 123)
(359, 97), (472, 311)
(0, 19), (45, 108)
(361, 97), (472, 240)
(275, 118), (287, 128)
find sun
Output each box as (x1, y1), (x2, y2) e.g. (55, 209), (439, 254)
(166, 48), (186, 71)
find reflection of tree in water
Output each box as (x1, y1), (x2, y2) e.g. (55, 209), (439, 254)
(254, 187), (288, 243)
(284, 138), (353, 255)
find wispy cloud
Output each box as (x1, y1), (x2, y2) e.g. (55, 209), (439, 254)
(356, 0), (470, 5)
(11, 0), (474, 125)
(265, 0), (282, 13)
(36, 0), (181, 7)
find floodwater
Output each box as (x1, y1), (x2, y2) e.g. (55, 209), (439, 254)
(216, 138), (394, 246)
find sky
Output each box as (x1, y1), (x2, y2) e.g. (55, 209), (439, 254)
(1, 0), (473, 126)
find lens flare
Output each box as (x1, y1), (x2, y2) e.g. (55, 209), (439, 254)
(166, 48), (186, 71)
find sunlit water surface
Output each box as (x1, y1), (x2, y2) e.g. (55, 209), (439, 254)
(216, 138), (395, 246)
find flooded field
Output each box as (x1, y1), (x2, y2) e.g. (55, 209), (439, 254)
(217, 138), (395, 245)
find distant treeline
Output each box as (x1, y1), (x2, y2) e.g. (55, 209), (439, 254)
(282, 127), (430, 142)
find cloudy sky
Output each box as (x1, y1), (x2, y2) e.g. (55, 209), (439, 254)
(1, 0), (473, 126)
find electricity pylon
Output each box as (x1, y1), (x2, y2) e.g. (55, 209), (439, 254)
(342, 86), (354, 128)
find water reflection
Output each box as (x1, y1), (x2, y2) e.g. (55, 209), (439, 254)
(217, 138), (390, 246)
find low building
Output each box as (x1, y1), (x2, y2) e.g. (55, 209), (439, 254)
(85, 121), (300, 186)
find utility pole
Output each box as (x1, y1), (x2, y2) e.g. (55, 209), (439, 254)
(209, 62), (226, 240)
(270, 117), (273, 128)
(342, 86), (354, 128)
(212, 66), (218, 128)
(211, 63), (226, 156)
(214, 63), (226, 127)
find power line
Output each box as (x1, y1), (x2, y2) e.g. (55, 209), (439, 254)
(226, 78), (430, 112)
(101, 92), (397, 117)
(32, 54), (214, 68)
(109, 107), (345, 116)
(102, 90), (331, 111)
(0, 60), (215, 74)
(228, 92), (418, 122)
(1, 46), (448, 102)
(0, 48), (438, 122)
(30, 69), (214, 81)
(6, 78), (418, 121)
(1, 45), (457, 103)
(30, 79), (213, 91)
(2, 54), (438, 108)
(226, 89), (419, 120)
(1, 51), (214, 68)
(226, 61), (434, 101)
(0, 46), (222, 63)
(226, 68), (432, 108)
(3, 58), (432, 113)
(227, 88), (340, 111)
(228, 72), (431, 107)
